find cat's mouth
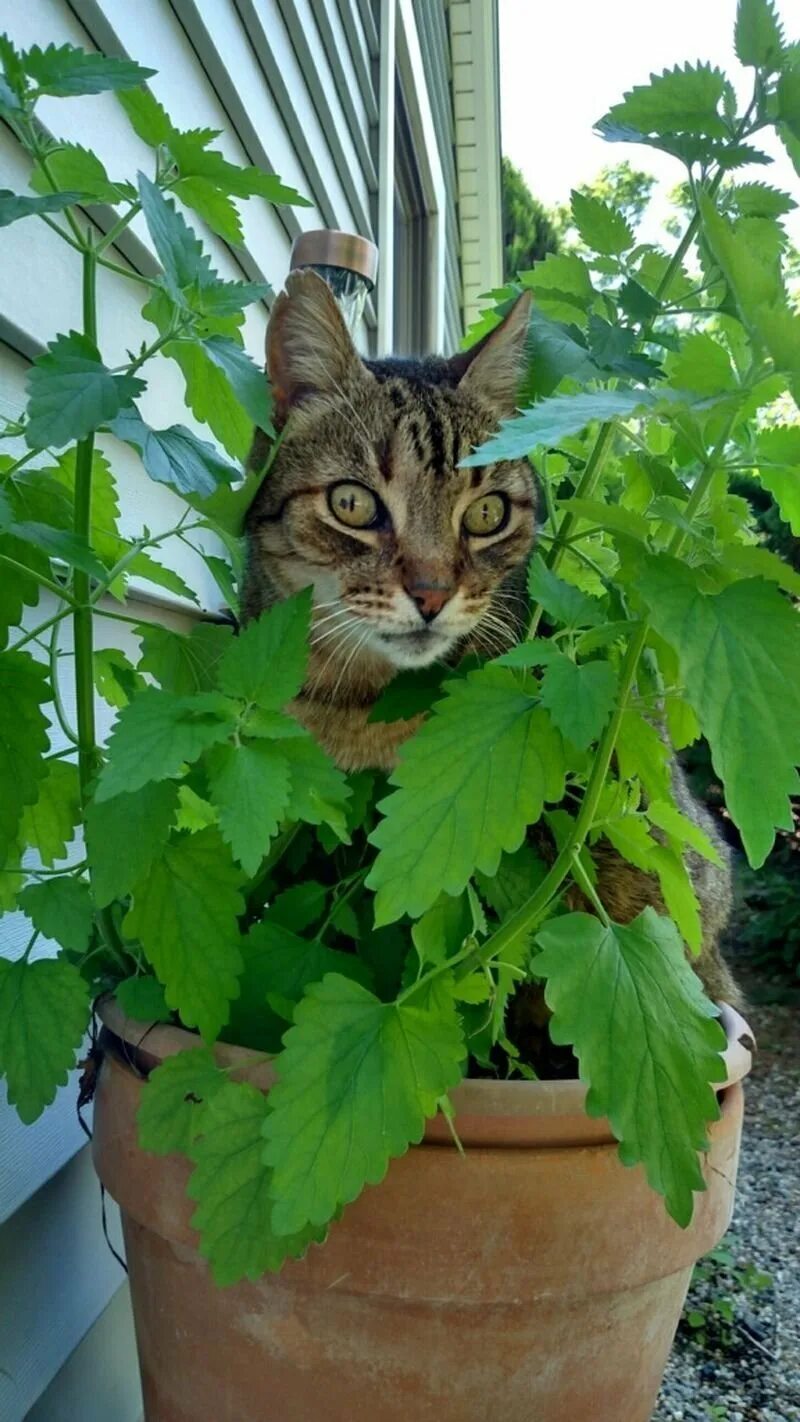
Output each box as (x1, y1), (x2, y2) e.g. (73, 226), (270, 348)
(373, 625), (455, 668)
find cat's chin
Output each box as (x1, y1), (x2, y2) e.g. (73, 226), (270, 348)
(372, 627), (456, 670)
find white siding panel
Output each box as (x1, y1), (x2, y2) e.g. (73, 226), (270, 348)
(26, 1284), (142, 1422)
(0, 1147), (128, 1422)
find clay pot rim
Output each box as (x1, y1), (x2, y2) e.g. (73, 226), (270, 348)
(98, 995), (753, 1135)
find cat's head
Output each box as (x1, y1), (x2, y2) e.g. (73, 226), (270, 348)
(245, 270), (535, 673)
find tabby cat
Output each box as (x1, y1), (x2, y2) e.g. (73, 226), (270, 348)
(244, 270), (740, 1014)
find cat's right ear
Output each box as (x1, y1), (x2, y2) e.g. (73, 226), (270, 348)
(266, 269), (365, 426)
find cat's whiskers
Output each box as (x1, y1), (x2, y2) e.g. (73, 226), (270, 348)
(330, 624), (374, 703)
(309, 616), (363, 653)
(307, 618), (368, 695)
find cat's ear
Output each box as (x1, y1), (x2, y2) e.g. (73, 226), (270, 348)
(266, 269), (366, 424)
(449, 290), (532, 416)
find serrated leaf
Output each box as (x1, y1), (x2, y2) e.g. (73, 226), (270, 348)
(175, 785), (217, 831)
(167, 339), (254, 461)
(729, 182), (796, 218)
(540, 654), (618, 750)
(463, 389), (656, 466)
(616, 706), (672, 802)
(206, 741), (291, 877)
(4, 521), (108, 582)
(201, 335), (273, 433)
(216, 589), (311, 709)
(698, 198), (783, 329)
(19, 876), (94, 952)
(262, 974), (466, 1235)
(86, 779), (179, 908)
(0, 188), (83, 228)
(137, 1046), (226, 1155)
(527, 553), (604, 627)
(95, 688), (236, 803)
(281, 735), (351, 837)
(475, 842), (549, 918)
(124, 828), (245, 1040)
(174, 177), (243, 244)
(115, 975), (171, 1024)
(267, 882), (328, 934)
(667, 333), (736, 396)
(571, 189), (634, 256)
(93, 647), (144, 709)
(735, 0), (785, 69)
(19, 760), (80, 866)
(190, 279), (270, 319)
(137, 622), (231, 695)
(638, 557), (800, 866)
(137, 171), (213, 296)
(117, 86), (174, 146)
(367, 667), (566, 924)
(601, 63), (730, 139)
(533, 908), (726, 1225)
(24, 331), (144, 451)
(167, 131), (312, 207)
(189, 1082), (324, 1284)
(646, 799), (723, 866)
(411, 893), (472, 968)
(28, 143), (135, 204)
(368, 666), (446, 722)
(109, 405), (238, 496)
(756, 425), (800, 533)
(0, 957), (89, 1123)
(519, 253), (595, 326)
(23, 43), (155, 97)
(0, 651), (50, 862)
(777, 62), (800, 143)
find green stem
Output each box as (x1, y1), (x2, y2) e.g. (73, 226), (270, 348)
(96, 201), (142, 255)
(38, 213), (84, 252)
(89, 518), (205, 604)
(315, 870), (367, 943)
(96, 254), (159, 289)
(569, 849), (610, 926)
(11, 606), (72, 652)
(72, 239), (100, 805)
(49, 619), (79, 746)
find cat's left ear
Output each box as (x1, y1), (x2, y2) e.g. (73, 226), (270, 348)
(449, 290), (532, 416)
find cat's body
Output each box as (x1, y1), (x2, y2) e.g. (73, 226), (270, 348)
(244, 271), (740, 1017)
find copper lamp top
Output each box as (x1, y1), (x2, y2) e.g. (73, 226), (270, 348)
(290, 229), (378, 286)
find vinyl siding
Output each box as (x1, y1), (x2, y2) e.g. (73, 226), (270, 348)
(0, 1), (469, 1416)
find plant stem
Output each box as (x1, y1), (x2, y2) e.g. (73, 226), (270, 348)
(96, 254), (158, 289)
(72, 238), (100, 805)
(11, 607), (72, 652)
(49, 619), (79, 746)
(96, 201), (142, 255)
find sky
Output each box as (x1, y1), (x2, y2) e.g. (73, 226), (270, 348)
(498, 0), (800, 248)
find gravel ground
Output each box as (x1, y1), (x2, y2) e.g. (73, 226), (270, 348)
(654, 969), (800, 1422)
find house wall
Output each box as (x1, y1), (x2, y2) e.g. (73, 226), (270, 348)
(0, 1), (475, 1414)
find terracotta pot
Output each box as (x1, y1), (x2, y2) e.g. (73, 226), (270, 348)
(93, 998), (752, 1422)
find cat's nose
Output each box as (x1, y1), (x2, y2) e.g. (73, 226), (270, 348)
(407, 583), (453, 623)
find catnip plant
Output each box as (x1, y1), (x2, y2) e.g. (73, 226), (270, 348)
(1, 0), (800, 1286)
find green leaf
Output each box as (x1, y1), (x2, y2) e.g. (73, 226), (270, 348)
(262, 975), (466, 1235)
(23, 43), (155, 97)
(93, 646), (144, 709)
(367, 667), (565, 923)
(174, 177), (243, 245)
(540, 654), (618, 750)
(646, 799), (723, 866)
(267, 882), (328, 934)
(0, 957), (89, 1123)
(411, 893), (472, 968)
(167, 339), (254, 461)
(533, 908), (726, 1226)
(206, 741), (291, 877)
(520, 308), (599, 400)
(200, 336), (273, 433)
(649, 843), (703, 955)
(24, 331), (144, 451)
(0, 651), (50, 863)
(475, 842), (549, 918)
(137, 622), (231, 694)
(698, 198), (783, 329)
(777, 62), (800, 143)
(117, 86), (174, 146)
(123, 828), (245, 1041)
(560, 497), (650, 541)
(735, 0), (785, 68)
(570, 189), (634, 256)
(638, 557), (800, 867)
(137, 1046), (226, 1155)
(527, 553), (603, 627)
(137, 171), (213, 296)
(109, 405), (238, 496)
(95, 688), (236, 803)
(19, 760), (80, 867)
(175, 785), (217, 831)
(601, 63), (729, 139)
(28, 143), (135, 204)
(616, 706), (672, 802)
(216, 590), (311, 708)
(752, 303), (800, 396)
(167, 131), (312, 207)
(281, 735), (351, 837)
(463, 389), (655, 466)
(729, 182), (796, 218)
(19, 876), (94, 953)
(368, 666), (446, 723)
(86, 779), (179, 908)
(756, 425), (800, 533)
(0, 188), (83, 228)
(667, 333), (736, 396)
(115, 975), (171, 1024)
(190, 279), (270, 319)
(189, 1082), (324, 1285)
(3, 521), (109, 582)
(617, 277), (661, 323)
(520, 253), (595, 326)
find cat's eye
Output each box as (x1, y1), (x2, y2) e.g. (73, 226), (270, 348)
(328, 482), (380, 529)
(462, 492), (509, 537)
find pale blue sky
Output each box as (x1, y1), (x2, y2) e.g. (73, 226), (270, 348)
(498, 0), (800, 247)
